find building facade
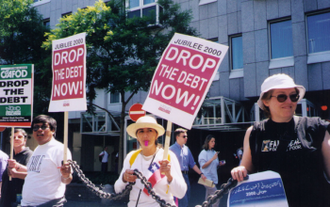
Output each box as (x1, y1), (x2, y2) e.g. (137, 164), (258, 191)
(32, 0), (330, 176)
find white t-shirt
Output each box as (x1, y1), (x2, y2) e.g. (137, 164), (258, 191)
(21, 138), (72, 206)
(99, 150), (109, 163)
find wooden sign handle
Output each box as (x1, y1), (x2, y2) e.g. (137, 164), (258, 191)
(162, 121), (172, 160)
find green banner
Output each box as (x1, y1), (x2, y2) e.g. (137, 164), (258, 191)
(0, 64), (34, 127)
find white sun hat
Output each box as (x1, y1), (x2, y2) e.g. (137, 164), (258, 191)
(126, 115), (165, 138)
(257, 74), (306, 110)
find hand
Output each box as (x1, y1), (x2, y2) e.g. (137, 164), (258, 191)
(231, 166), (248, 182)
(219, 160), (226, 166)
(159, 160), (172, 183)
(212, 152), (219, 161)
(123, 169), (137, 183)
(8, 159), (18, 169)
(201, 174), (207, 181)
(60, 162), (71, 179)
(7, 167), (18, 178)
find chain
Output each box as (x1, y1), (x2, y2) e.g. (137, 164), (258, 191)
(196, 177), (239, 207)
(69, 160), (176, 207)
(69, 160), (133, 200)
(133, 169), (177, 207)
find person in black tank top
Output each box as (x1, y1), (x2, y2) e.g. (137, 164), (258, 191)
(231, 74), (330, 207)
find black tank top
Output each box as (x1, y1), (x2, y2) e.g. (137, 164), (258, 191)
(250, 116), (330, 207)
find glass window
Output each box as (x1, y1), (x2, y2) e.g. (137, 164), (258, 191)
(43, 19), (50, 28)
(307, 12), (330, 53)
(270, 20), (293, 59)
(110, 92), (120, 103)
(128, 0), (159, 24)
(62, 12), (72, 18)
(129, 0), (139, 8)
(144, 0), (155, 5)
(231, 36), (243, 69)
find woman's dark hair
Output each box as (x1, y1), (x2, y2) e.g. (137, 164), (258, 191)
(32, 115), (57, 137)
(261, 88), (299, 118)
(202, 134), (214, 150)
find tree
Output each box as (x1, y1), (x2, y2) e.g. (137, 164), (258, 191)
(42, 0), (198, 173)
(0, 0), (51, 115)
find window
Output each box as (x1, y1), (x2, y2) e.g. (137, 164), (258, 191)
(110, 92), (120, 103)
(43, 19), (50, 28)
(127, 0), (161, 24)
(307, 11), (330, 53)
(270, 19), (293, 59)
(62, 12), (72, 18)
(230, 35), (243, 69)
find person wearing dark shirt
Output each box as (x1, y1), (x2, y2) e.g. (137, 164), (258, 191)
(1, 129), (33, 207)
(231, 74), (330, 207)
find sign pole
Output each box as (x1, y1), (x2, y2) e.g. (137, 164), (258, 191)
(9, 127), (14, 181)
(63, 111), (68, 163)
(162, 121), (172, 160)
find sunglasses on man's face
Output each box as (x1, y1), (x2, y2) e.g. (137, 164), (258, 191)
(270, 93), (300, 103)
(32, 125), (49, 131)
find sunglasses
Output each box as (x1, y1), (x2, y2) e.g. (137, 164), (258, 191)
(182, 135), (187, 138)
(270, 93), (299, 103)
(13, 136), (25, 139)
(32, 125), (49, 131)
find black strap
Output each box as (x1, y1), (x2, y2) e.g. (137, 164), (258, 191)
(135, 189), (142, 207)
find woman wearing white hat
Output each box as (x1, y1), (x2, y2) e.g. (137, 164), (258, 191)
(231, 73), (330, 207)
(114, 115), (186, 206)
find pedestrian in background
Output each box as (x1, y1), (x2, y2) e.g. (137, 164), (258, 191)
(231, 73), (330, 207)
(99, 146), (109, 173)
(198, 135), (225, 207)
(169, 128), (206, 207)
(1, 128), (33, 207)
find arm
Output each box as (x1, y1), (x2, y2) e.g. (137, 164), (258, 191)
(7, 159), (28, 179)
(192, 165), (206, 180)
(201, 152), (218, 169)
(231, 126), (254, 182)
(322, 130), (330, 180)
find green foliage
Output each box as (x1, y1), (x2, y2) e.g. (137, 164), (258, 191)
(0, 0), (51, 115)
(42, 0), (198, 172)
(43, 0), (198, 105)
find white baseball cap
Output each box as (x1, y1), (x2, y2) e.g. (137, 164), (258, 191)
(257, 74), (306, 110)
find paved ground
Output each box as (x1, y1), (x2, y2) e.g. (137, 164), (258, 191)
(64, 181), (228, 207)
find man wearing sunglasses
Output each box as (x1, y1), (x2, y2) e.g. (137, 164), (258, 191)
(169, 128), (206, 207)
(231, 73), (330, 207)
(10, 115), (72, 207)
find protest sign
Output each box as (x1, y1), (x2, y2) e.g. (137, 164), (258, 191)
(142, 33), (228, 129)
(228, 171), (289, 207)
(49, 32), (87, 112)
(0, 64), (34, 127)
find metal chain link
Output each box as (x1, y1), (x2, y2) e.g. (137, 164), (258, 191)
(196, 177), (238, 207)
(69, 160), (176, 207)
(69, 160), (133, 200)
(133, 169), (177, 207)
